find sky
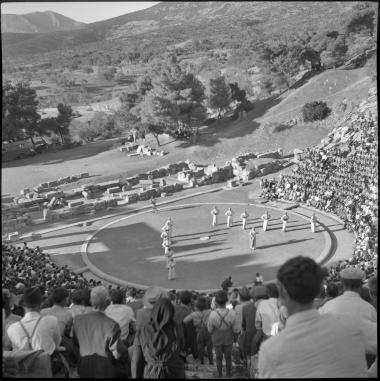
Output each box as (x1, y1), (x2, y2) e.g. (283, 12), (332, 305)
(1, 2), (160, 24)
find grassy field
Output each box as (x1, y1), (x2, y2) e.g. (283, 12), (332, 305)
(2, 68), (373, 196)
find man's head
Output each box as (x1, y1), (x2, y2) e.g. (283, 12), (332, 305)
(110, 289), (125, 305)
(90, 286), (109, 311)
(340, 267), (365, 293)
(215, 290), (228, 307)
(179, 290), (192, 306)
(266, 283), (279, 298)
(239, 287), (251, 302)
(22, 287), (42, 311)
(195, 296), (208, 311)
(71, 290), (84, 306)
(277, 256), (326, 314)
(326, 282), (339, 298)
(51, 287), (69, 306)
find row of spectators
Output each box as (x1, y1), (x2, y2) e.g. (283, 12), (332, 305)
(259, 109), (378, 282)
(3, 256), (377, 378)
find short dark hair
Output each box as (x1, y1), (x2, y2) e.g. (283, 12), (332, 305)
(342, 278), (362, 291)
(195, 296), (208, 311)
(52, 287), (69, 304)
(215, 290), (228, 306)
(110, 289), (125, 304)
(71, 290), (83, 305)
(277, 256), (325, 305)
(179, 290), (192, 305)
(326, 282), (339, 298)
(266, 283), (279, 298)
(82, 288), (92, 307)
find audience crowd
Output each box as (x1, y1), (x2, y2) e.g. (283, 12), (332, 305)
(260, 109), (378, 283)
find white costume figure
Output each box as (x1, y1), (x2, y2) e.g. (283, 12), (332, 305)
(151, 198), (157, 213)
(225, 208), (233, 227)
(168, 257), (176, 280)
(162, 239), (171, 256)
(310, 213), (317, 233)
(261, 211), (271, 232)
(249, 227), (257, 251)
(281, 212), (289, 232)
(160, 230), (169, 241)
(211, 206), (219, 227)
(162, 224), (170, 237)
(166, 248), (174, 269)
(241, 210), (249, 230)
(165, 218), (173, 238)
(82, 190), (89, 200)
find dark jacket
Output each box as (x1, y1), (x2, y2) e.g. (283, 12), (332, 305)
(131, 324), (185, 379)
(241, 302), (257, 357)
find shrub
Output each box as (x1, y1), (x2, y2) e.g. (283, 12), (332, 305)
(302, 101), (332, 122)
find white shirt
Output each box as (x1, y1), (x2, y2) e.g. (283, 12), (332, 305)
(319, 291), (377, 323)
(255, 298), (280, 336)
(258, 309), (374, 378)
(105, 304), (135, 340)
(7, 311), (61, 355)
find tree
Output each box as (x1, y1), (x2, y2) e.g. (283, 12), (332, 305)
(208, 75), (232, 118)
(302, 101), (331, 122)
(2, 81), (41, 145)
(344, 8), (376, 36)
(56, 103), (74, 144)
(139, 55), (207, 142)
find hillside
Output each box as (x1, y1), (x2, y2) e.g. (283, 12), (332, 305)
(2, 2), (356, 58)
(1, 67), (374, 196)
(1, 11), (86, 33)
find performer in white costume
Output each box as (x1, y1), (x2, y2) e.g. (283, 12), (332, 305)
(310, 213), (317, 233)
(249, 227), (257, 251)
(261, 210), (271, 232)
(168, 257), (176, 280)
(225, 208), (234, 228)
(211, 206), (219, 227)
(281, 212), (289, 232)
(240, 210), (249, 230)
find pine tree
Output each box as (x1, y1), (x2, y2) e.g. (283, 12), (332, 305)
(208, 75), (232, 118)
(2, 81), (41, 144)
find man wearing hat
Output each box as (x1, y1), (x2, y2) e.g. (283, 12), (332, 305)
(7, 286), (61, 355)
(135, 285), (167, 330)
(319, 267), (377, 323)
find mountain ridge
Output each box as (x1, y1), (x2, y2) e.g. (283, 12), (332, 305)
(1, 10), (86, 33)
(2, 2), (357, 58)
